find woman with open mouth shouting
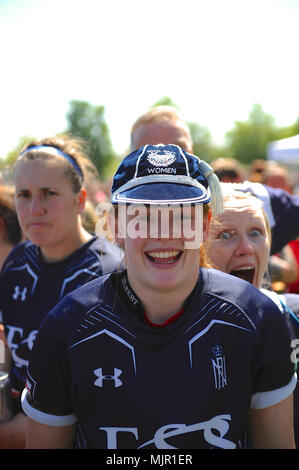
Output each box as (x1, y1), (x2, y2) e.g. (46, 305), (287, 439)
(205, 187), (299, 447)
(22, 144), (296, 449)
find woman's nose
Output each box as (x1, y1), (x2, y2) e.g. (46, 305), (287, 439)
(234, 235), (254, 256)
(29, 196), (46, 215)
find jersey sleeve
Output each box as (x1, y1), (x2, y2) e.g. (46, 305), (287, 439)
(21, 304), (77, 427)
(250, 296), (297, 409)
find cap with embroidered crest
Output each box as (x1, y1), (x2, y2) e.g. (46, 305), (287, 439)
(111, 144), (223, 214)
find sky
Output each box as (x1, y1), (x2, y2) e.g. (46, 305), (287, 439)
(0, 0), (299, 158)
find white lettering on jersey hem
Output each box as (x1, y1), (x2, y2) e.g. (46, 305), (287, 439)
(250, 373), (297, 409)
(99, 415), (236, 449)
(21, 389), (77, 427)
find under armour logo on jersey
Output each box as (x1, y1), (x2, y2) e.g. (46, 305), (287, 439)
(12, 286), (28, 301)
(93, 368), (123, 388)
(211, 345), (227, 390)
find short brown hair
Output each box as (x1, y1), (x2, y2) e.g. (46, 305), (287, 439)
(16, 134), (97, 193)
(130, 106), (192, 151)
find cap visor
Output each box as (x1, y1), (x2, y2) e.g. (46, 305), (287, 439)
(111, 182), (210, 204)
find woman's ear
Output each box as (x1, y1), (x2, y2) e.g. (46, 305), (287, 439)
(77, 188), (87, 213)
(202, 209), (211, 243)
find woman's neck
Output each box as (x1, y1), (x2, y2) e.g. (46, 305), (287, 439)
(129, 276), (197, 325)
(40, 226), (92, 263)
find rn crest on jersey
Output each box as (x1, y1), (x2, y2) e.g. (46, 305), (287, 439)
(211, 345), (227, 390)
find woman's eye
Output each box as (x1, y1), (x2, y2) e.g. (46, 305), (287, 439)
(250, 229), (262, 237)
(44, 191), (56, 197)
(16, 192), (29, 198)
(218, 231), (231, 241)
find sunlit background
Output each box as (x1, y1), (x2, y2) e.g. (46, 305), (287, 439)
(0, 0), (298, 163)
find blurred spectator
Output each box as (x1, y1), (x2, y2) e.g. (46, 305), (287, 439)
(130, 105), (193, 152)
(261, 161), (293, 194)
(210, 157), (245, 183)
(0, 185), (23, 270)
(259, 162), (299, 292)
(0, 186), (23, 383)
(247, 159), (268, 183)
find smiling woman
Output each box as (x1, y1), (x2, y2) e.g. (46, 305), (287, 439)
(0, 134), (123, 449)
(19, 144), (297, 450)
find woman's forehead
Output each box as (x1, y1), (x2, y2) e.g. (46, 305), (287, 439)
(217, 202), (265, 224)
(15, 156), (64, 174)
(14, 158), (68, 186)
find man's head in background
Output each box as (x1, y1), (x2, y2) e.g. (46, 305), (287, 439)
(130, 105), (193, 153)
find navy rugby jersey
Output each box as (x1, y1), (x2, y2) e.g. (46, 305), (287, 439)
(0, 236), (123, 395)
(22, 269), (296, 449)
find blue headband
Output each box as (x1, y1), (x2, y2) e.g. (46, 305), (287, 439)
(19, 145), (84, 180)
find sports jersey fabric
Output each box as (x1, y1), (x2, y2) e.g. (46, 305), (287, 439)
(22, 268), (296, 449)
(0, 236), (123, 397)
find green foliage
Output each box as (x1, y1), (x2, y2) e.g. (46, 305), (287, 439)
(65, 100), (117, 178)
(151, 96), (180, 109)
(0, 135), (35, 173)
(274, 117), (299, 141)
(187, 121), (212, 162)
(225, 104), (278, 164)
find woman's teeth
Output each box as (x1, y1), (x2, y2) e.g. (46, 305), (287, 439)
(146, 250), (181, 264)
(147, 251), (180, 259)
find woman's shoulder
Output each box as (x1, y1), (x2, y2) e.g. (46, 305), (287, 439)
(36, 272), (118, 337)
(1, 240), (37, 274)
(79, 236), (124, 274)
(201, 268), (283, 316)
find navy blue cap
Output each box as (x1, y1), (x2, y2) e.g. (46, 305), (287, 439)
(111, 144), (211, 205)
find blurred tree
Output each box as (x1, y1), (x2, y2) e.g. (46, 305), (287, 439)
(0, 136), (35, 184)
(187, 121), (213, 162)
(274, 117), (299, 140)
(0, 135), (34, 169)
(65, 100), (117, 178)
(151, 96), (180, 109)
(225, 104), (278, 164)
